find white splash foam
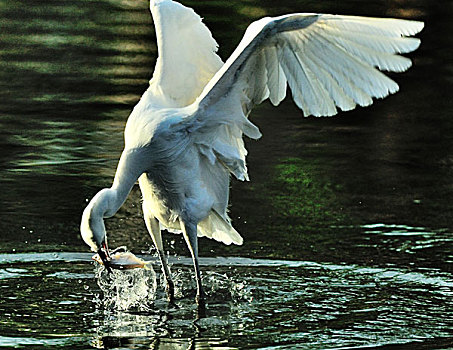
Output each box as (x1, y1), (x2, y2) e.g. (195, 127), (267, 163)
(95, 265), (157, 311)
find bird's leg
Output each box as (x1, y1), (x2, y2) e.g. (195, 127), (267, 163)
(143, 210), (174, 301)
(180, 219), (205, 306)
(157, 249), (175, 301)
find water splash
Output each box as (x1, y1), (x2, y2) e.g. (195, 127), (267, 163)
(204, 271), (253, 303)
(95, 265), (157, 311)
(168, 267), (253, 303)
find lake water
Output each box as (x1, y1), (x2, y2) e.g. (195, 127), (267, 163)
(0, 0), (452, 349)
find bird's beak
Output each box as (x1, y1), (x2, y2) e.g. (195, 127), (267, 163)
(98, 241), (112, 273)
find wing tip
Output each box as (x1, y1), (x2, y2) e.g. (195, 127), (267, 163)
(410, 21), (425, 35)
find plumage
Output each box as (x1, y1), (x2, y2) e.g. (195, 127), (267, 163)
(148, 0), (223, 107)
(80, 0), (423, 305)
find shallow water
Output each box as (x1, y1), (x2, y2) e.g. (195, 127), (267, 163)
(1, 0), (453, 348)
(0, 252), (452, 349)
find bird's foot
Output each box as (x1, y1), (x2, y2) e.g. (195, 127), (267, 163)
(165, 281), (175, 302)
(196, 293), (206, 319)
(195, 289), (206, 307)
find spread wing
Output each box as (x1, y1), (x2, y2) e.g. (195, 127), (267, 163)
(196, 13), (424, 117)
(188, 13), (423, 180)
(148, 0), (223, 107)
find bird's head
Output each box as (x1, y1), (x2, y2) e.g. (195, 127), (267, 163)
(81, 189), (114, 272)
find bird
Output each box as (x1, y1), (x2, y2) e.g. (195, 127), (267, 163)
(81, 0), (423, 306)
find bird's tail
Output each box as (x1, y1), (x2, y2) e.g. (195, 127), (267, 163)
(197, 209), (243, 245)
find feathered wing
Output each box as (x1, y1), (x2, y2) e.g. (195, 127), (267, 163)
(148, 0), (223, 107)
(188, 13), (423, 181)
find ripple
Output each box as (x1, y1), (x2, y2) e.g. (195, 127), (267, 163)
(46, 271), (93, 279)
(0, 253), (451, 293)
(361, 223), (443, 236)
(0, 335), (88, 347)
(0, 252), (451, 348)
(0, 268), (30, 280)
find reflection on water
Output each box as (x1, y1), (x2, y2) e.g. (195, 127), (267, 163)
(0, 253), (451, 349)
(0, 0), (452, 348)
(94, 257), (253, 312)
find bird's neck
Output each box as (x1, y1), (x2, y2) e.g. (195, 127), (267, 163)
(90, 149), (144, 220)
(108, 149), (144, 217)
(80, 149), (144, 251)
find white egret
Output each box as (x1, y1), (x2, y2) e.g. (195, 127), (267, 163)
(81, 0), (423, 305)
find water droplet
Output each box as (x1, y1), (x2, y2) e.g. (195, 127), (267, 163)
(95, 266), (157, 311)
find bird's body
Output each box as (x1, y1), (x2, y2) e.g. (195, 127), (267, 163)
(81, 0), (423, 306)
(123, 91), (243, 245)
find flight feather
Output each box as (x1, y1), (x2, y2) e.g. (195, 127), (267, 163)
(149, 0), (223, 107)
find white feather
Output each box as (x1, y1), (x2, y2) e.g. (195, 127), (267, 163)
(265, 47), (287, 106)
(148, 0), (223, 107)
(321, 27), (421, 54)
(82, 2), (424, 252)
